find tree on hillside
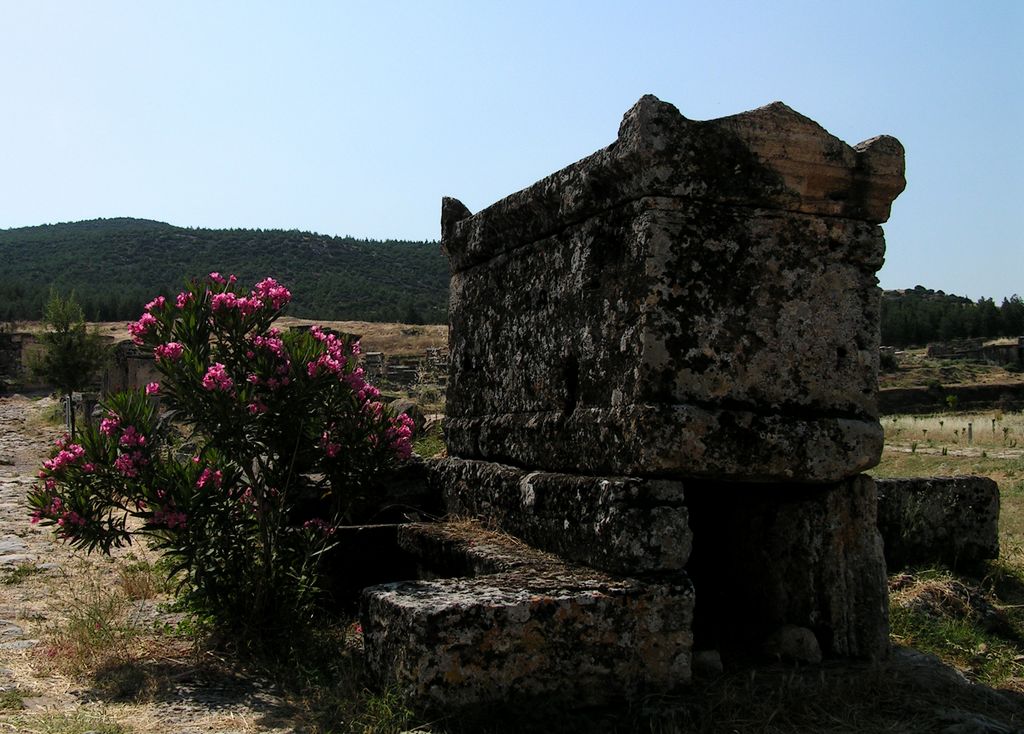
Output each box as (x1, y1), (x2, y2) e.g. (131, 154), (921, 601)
(31, 290), (108, 437)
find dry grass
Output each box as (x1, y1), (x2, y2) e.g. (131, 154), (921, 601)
(881, 410), (1024, 453)
(63, 318), (448, 358)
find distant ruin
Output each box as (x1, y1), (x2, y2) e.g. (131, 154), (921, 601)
(361, 95), (907, 706)
(927, 336), (1024, 366)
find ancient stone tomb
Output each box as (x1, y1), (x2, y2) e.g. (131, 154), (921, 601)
(362, 95), (906, 706)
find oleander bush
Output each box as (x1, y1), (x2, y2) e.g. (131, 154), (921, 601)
(28, 274), (413, 635)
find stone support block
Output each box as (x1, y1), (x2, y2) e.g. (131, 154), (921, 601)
(432, 457), (691, 575)
(686, 474), (889, 660)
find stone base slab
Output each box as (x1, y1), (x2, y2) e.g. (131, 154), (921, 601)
(361, 522), (694, 709)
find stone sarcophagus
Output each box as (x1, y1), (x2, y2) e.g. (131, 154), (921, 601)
(363, 96), (905, 707)
(442, 95), (904, 483)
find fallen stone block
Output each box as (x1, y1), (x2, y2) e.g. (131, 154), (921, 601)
(361, 522), (693, 709)
(876, 476), (999, 571)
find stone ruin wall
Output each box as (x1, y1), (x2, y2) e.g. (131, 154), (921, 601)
(364, 95), (906, 705)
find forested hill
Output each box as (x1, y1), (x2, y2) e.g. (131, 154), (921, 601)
(0, 218), (450, 323)
(2, 219), (1019, 342)
(881, 286), (1023, 347)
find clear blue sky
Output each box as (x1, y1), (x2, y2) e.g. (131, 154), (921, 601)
(1, 1), (1021, 300)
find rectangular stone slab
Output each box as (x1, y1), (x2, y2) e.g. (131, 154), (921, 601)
(361, 522), (694, 708)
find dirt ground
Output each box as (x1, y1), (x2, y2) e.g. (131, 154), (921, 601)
(0, 395), (302, 733)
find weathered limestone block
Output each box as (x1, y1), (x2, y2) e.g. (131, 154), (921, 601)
(685, 474), (888, 660)
(876, 476), (1000, 571)
(442, 95), (905, 482)
(433, 457), (690, 575)
(362, 523), (693, 708)
(101, 340), (161, 396)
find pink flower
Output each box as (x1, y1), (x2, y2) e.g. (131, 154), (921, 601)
(235, 297), (263, 315)
(196, 468), (223, 489)
(319, 431), (342, 458)
(253, 278), (291, 310)
(211, 292), (237, 311)
(303, 518), (335, 536)
(201, 363), (234, 392)
(154, 342), (184, 362)
(114, 453), (138, 477)
(209, 272), (226, 285)
(153, 509), (187, 529)
(144, 296), (166, 312)
(145, 382), (160, 395)
(128, 312), (158, 344)
(247, 400), (268, 415)
(252, 334), (285, 358)
(58, 510), (86, 528)
(388, 413), (415, 460)
(42, 444), (86, 473)
(176, 291), (193, 309)
(119, 426), (147, 448)
(99, 415), (120, 436)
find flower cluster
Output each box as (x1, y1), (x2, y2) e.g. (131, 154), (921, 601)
(128, 312), (157, 344)
(119, 425), (147, 448)
(212, 291), (264, 316)
(154, 342), (184, 362)
(30, 493), (85, 528)
(253, 277), (291, 310)
(41, 441), (85, 474)
(196, 467), (224, 489)
(201, 363), (234, 392)
(303, 518), (335, 536)
(387, 413), (416, 460)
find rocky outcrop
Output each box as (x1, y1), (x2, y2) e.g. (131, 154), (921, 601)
(876, 476), (1000, 570)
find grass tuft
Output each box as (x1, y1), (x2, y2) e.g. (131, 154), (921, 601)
(2, 562), (45, 585)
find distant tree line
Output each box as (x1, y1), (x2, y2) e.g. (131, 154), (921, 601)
(4, 220), (1018, 346)
(0, 218), (449, 324)
(881, 287), (1024, 347)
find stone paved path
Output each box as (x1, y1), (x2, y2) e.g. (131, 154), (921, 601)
(0, 395), (302, 733)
